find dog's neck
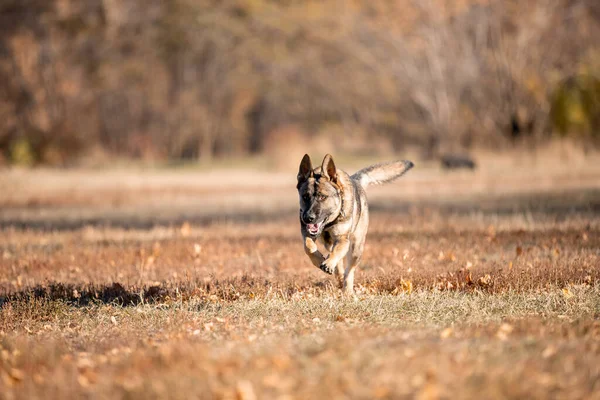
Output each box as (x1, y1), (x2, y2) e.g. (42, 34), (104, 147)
(323, 183), (345, 230)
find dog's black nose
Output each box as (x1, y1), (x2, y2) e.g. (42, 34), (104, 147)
(304, 214), (316, 223)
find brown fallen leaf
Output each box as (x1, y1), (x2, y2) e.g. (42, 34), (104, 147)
(465, 271), (473, 285)
(440, 327), (453, 339)
(496, 323), (514, 341)
(478, 274), (492, 287)
(553, 248), (560, 257)
(78, 370), (98, 388)
(562, 288), (574, 299)
(9, 368), (25, 382)
(401, 279), (413, 294)
(542, 345), (557, 359)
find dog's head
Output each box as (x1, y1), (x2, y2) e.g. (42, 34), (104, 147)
(297, 154), (343, 237)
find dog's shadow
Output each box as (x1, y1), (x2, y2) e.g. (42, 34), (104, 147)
(0, 282), (171, 308)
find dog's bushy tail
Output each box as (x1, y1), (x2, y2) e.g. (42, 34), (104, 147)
(351, 160), (414, 190)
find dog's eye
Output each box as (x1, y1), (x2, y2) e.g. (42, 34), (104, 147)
(317, 194), (327, 201)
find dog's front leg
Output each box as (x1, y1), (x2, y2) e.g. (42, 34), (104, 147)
(319, 237), (350, 275)
(304, 236), (325, 268)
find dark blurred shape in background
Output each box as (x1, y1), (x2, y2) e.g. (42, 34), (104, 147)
(440, 153), (476, 170)
(0, 0), (599, 167)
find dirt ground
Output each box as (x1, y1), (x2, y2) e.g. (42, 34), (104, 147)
(1, 153), (599, 399)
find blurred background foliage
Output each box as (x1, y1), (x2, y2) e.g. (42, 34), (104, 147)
(0, 0), (599, 166)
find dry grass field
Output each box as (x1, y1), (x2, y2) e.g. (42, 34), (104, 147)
(1, 153), (600, 399)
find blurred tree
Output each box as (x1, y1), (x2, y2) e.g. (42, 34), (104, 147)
(0, 0), (598, 165)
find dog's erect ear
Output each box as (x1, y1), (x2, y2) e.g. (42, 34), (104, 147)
(321, 154), (337, 183)
(298, 154), (313, 182)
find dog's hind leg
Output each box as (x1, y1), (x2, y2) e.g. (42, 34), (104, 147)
(343, 261), (357, 295)
(344, 239), (365, 295)
(335, 258), (345, 288)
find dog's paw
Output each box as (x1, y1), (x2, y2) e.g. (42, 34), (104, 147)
(319, 259), (335, 275)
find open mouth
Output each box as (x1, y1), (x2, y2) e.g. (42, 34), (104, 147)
(305, 222), (322, 236)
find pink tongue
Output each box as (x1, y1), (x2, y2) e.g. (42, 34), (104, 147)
(308, 224), (318, 231)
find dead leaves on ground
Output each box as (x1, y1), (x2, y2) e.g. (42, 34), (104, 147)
(391, 279), (413, 295)
(433, 269), (493, 292)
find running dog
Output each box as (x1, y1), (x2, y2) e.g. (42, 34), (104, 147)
(297, 154), (414, 294)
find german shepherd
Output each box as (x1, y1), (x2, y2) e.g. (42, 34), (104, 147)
(297, 154), (414, 294)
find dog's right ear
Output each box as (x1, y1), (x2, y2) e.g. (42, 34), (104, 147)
(297, 154), (313, 182)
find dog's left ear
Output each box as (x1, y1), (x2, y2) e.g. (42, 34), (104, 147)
(321, 154), (337, 183)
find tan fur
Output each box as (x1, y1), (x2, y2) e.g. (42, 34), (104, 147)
(297, 154), (414, 294)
